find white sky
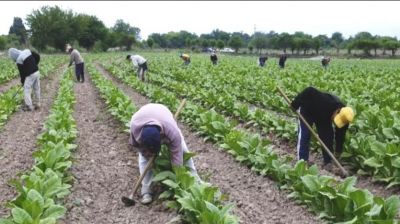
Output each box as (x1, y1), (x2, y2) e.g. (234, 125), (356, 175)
(1, 1), (400, 40)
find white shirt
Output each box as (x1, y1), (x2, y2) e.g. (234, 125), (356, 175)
(130, 55), (146, 67)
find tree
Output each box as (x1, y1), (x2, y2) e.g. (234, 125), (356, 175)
(312, 35), (328, 55)
(216, 40), (224, 49)
(228, 35), (244, 53)
(27, 6), (74, 51)
(276, 32), (291, 51)
(351, 32), (375, 55)
(72, 14), (108, 50)
(9, 17), (27, 46)
(331, 32), (344, 55)
(249, 32), (268, 53)
(0, 35), (6, 50)
(112, 19), (140, 50)
(147, 38), (154, 49)
(380, 37), (400, 56)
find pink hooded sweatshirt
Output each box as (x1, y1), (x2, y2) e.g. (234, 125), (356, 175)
(129, 103), (183, 166)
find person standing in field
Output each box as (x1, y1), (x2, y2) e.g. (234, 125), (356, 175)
(129, 103), (201, 204)
(126, 54), (148, 82)
(67, 45), (85, 83)
(180, 53), (191, 66)
(290, 86), (354, 171)
(321, 56), (331, 70)
(210, 50), (218, 65)
(259, 54), (268, 67)
(279, 50), (287, 69)
(8, 48), (41, 111)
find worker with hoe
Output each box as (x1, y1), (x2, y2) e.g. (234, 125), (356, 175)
(290, 86), (354, 171)
(180, 53), (191, 66)
(259, 54), (268, 67)
(126, 54), (148, 82)
(279, 50), (287, 68)
(321, 56), (331, 69)
(129, 103), (200, 204)
(210, 50), (218, 65)
(67, 45), (85, 83)
(8, 48), (41, 111)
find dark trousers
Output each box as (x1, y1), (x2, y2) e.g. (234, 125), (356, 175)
(75, 62), (85, 82)
(297, 108), (334, 164)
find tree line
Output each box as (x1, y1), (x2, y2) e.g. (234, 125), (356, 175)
(0, 5), (399, 57)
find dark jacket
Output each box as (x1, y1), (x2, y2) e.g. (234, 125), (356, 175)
(291, 86), (348, 152)
(17, 51), (40, 84)
(210, 54), (218, 62)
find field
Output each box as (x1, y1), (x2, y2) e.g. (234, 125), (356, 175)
(0, 52), (399, 224)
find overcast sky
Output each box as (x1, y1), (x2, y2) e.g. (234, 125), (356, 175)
(1, 1), (400, 40)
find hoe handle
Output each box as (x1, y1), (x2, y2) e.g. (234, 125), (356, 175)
(277, 86), (349, 177)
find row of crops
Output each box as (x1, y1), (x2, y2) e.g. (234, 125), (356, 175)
(1, 52), (399, 223)
(96, 52), (399, 223)
(138, 53), (400, 190)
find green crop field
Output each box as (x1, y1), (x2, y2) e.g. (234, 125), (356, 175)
(1, 52), (399, 224)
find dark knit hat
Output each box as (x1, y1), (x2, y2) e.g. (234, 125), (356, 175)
(141, 125), (161, 153)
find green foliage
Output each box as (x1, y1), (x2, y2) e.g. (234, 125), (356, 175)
(99, 53), (400, 223)
(2, 69), (76, 223)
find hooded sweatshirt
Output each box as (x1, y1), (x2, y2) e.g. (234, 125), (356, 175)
(9, 48), (40, 84)
(129, 103), (183, 166)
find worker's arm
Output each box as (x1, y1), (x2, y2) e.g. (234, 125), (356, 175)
(335, 124), (349, 154)
(69, 52), (75, 67)
(17, 64), (25, 85)
(165, 128), (183, 166)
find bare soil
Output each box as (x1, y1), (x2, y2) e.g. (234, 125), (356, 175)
(0, 67), (64, 216)
(61, 71), (176, 224)
(95, 63), (322, 224)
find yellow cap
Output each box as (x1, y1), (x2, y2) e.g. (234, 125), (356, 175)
(334, 107), (354, 128)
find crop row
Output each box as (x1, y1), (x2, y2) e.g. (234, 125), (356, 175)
(87, 63), (238, 223)
(130, 54), (400, 189)
(0, 69), (76, 224)
(101, 60), (400, 223)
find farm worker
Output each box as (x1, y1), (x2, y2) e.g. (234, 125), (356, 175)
(279, 50), (287, 69)
(129, 103), (200, 204)
(126, 54), (148, 82)
(67, 45), (85, 83)
(259, 54), (268, 67)
(210, 50), (218, 65)
(321, 56), (331, 69)
(8, 48), (41, 111)
(180, 53), (191, 65)
(290, 86), (354, 170)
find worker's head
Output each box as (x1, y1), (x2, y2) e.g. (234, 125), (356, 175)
(140, 125), (161, 157)
(65, 44), (72, 53)
(8, 48), (21, 62)
(126, 55), (131, 60)
(333, 107), (354, 128)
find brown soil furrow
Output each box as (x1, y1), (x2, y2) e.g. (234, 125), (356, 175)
(0, 67), (65, 216)
(95, 63), (322, 224)
(62, 70), (176, 224)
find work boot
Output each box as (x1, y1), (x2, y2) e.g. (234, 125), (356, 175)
(34, 104), (40, 110)
(140, 194), (152, 205)
(22, 105), (33, 112)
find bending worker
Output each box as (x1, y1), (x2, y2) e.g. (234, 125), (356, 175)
(126, 54), (148, 82)
(180, 53), (191, 65)
(291, 86), (354, 171)
(129, 103), (200, 204)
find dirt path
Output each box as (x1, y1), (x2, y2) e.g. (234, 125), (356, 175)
(95, 63), (322, 224)
(0, 78), (20, 94)
(61, 69), (176, 224)
(0, 67), (64, 216)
